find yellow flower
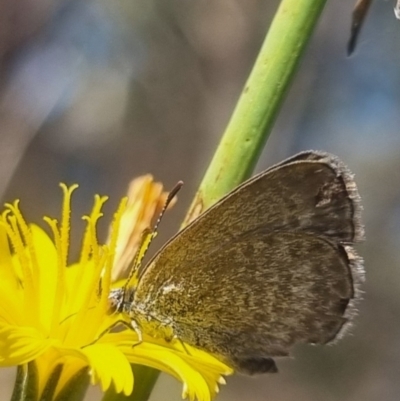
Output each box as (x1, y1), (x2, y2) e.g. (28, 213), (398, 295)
(0, 177), (232, 401)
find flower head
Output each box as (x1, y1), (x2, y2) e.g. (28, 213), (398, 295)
(0, 177), (232, 400)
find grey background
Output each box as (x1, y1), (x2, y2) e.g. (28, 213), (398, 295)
(0, 0), (399, 400)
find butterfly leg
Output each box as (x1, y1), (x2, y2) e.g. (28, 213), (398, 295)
(130, 319), (143, 347)
(147, 317), (191, 356)
(175, 336), (192, 356)
(83, 319), (129, 347)
(83, 319), (142, 348)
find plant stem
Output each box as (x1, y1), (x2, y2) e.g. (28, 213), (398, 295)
(11, 363), (38, 401)
(184, 0), (328, 224)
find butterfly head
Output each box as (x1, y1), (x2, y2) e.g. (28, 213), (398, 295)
(108, 287), (136, 314)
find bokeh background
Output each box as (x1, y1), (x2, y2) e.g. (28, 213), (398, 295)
(1, 0), (400, 400)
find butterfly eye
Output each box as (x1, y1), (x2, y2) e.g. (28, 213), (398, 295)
(108, 288), (124, 313)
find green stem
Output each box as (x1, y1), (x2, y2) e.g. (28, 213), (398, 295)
(185, 0), (327, 223)
(11, 363), (39, 401)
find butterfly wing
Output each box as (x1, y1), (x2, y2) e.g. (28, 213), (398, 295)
(139, 151), (363, 264)
(134, 151), (364, 373)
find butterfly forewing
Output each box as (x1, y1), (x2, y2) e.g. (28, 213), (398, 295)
(132, 151), (364, 373)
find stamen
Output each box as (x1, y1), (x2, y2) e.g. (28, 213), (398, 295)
(2, 215), (37, 325)
(59, 184), (79, 268)
(7, 201), (40, 294)
(80, 195), (108, 264)
(5, 216), (30, 271)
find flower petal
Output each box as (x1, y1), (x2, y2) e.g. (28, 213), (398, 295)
(0, 325), (52, 366)
(81, 343), (133, 395)
(104, 332), (232, 401)
(110, 176), (174, 281)
(0, 282), (23, 326)
(30, 225), (58, 331)
(0, 181), (231, 401)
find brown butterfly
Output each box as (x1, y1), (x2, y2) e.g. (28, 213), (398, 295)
(109, 151), (364, 374)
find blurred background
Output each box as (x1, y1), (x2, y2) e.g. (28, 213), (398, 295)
(1, 0), (399, 400)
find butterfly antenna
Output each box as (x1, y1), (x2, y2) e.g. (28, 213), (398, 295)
(122, 181), (184, 293)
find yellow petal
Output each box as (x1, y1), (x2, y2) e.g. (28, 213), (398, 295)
(0, 282), (23, 326)
(81, 343), (133, 395)
(0, 182), (230, 401)
(0, 325), (52, 366)
(105, 332), (231, 401)
(30, 225), (58, 331)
